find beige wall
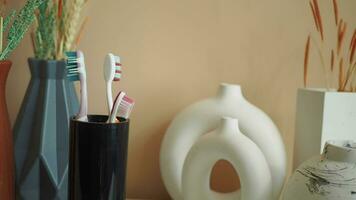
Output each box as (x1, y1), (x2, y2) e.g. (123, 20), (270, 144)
(6, 0), (356, 199)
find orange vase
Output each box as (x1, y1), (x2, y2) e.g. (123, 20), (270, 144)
(0, 60), (14, 200)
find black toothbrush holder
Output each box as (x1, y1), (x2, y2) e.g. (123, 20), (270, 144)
(69, 115), (129, 200)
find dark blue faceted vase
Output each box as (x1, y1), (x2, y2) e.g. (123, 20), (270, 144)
(14, 58), (79, 199)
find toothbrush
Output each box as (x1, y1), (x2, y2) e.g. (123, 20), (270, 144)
(104, 53), (122, 115)
(108, 91), (135, 123)
(66, 50), (88, 121)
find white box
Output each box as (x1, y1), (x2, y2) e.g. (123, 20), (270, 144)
(293, 88), (356, 169)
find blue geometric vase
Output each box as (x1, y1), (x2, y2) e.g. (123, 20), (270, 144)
(14, 58), (79, 199)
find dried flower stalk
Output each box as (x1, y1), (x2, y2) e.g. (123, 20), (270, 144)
(309, 2), (320, 33)
(338, 58), (344, 90)
(58, 0), (62, 18)
(74, 16), (88, 47)
(331, 50), (334, 71)
(0, 0), (6, 16)
(337, 19), (347, 56)
(32, 0), (88, 60)
(349, 29), (356, 64)
(63, 0), (86, 53)
(304, 35), (311, 87)
(311, 0), (324, 40)
(332, 0), (339, 25)
(304, 0), (356, 92)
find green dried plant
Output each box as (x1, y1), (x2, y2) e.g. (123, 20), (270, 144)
(3, 10), (16, 32)
(0, 0), (43, 60)
(33, 0), (56, 59)
(304, 0), (356, 92)
(32, 0), (88, 60)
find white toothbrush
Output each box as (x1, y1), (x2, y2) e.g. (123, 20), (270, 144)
(66, 50), (88, 121)
(104, 53), (122, 115)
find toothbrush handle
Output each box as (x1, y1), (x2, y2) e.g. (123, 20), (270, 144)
(106, 82), (113, 115)
(108, 92), (125, 123)
(77, 76), (88, 120)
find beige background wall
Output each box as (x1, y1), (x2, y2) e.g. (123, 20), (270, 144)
(6, 0), (356, 199)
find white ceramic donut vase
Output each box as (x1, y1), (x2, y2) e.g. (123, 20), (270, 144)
(182, 117), (273, 200)
(160, 83), (287, 200)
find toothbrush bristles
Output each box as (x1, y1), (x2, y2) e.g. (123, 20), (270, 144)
(65, 51), (85, 82)
(114, 62), (122, 81)
(118, 95), (134, 119)
(66, 51), (77, 57)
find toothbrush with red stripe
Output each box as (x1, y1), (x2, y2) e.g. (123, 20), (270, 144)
(108, 91), (135, 123)
(104, 53), (122, 115)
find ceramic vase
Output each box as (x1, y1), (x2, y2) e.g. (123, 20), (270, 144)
(284, 140), (356, 200)
(182, 117), (273, 200)
(0, 60), (14, 200)
(294, 88), (356, 169)
(14, 58), (79, 199)
(160, 83), (287, 200)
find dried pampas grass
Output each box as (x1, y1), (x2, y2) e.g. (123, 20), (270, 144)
(32, 0), (88, 60)
(303, 0), (356, 92)
(304, 35), (311, 87)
